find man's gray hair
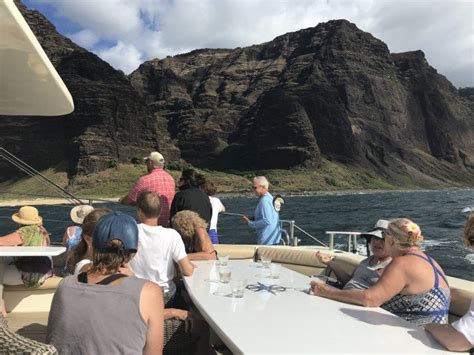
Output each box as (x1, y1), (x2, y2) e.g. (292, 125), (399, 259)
(253, 176), (269, 189)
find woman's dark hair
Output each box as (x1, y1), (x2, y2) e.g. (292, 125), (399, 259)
(180, 168), (198, 187)
(67, 208), (111, 270)
(196, 174), (217, 196)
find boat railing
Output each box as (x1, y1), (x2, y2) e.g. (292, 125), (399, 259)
(280, 219), (328, 247)
(279, 221), (365, 254)
(325, 231), (363, 253)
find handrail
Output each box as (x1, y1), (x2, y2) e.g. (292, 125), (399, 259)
(280, 229), (290, 246)
(294, 225), (328, 247)
(325, 231), (362, 253)
(280, 219), (327, 247)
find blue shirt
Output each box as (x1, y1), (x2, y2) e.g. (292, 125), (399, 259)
(248, 192), (281, 245)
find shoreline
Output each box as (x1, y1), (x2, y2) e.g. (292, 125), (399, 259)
(0, 197), (119, 207)
(0, 187), (472, 206)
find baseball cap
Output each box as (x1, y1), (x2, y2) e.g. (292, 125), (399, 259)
(93, 211), (138, 251)
(361, 219), (389, 240)
(143, 151), (164, 165)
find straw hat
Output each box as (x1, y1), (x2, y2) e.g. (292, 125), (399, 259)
(70, 205), (94, 224)
(11, 206), (42, 225)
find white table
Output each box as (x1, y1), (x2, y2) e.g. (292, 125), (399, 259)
(184, 260), (448, 354)
(0, 246), (66, 256)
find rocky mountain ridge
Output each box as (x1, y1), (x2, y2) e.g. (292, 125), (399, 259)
(0, 1), (473, 188)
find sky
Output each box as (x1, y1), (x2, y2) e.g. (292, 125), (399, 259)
(23, 0), (474, 88)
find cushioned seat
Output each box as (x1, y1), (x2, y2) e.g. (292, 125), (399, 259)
(446, 276), (474, 322)
(164, 318), (192, 355)
(214, 245), (256, 260)
(257, 246), (332, 276)
(4, 276), (62, 313)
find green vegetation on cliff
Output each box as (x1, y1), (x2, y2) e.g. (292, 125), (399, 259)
(0, 159), (397, 201)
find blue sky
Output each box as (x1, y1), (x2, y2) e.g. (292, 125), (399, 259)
(23, 0), (473, 87)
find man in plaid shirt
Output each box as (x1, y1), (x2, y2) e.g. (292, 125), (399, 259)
(120, 152), (176, 227)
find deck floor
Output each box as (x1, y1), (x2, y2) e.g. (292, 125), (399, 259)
(8, 312), (49, 343)
(7, 312), (229, 354)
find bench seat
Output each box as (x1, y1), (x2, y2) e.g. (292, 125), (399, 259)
(4, 276), (62, 313)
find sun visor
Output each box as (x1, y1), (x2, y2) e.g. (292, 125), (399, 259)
(0, 0), (74, 116)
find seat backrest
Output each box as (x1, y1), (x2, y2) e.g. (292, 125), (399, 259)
(257, 246), (328, 276)
(447, 276), (474, 322)
(214, 244), (257, 260)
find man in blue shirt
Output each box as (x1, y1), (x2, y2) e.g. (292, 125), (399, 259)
(243, 176), (281, 245)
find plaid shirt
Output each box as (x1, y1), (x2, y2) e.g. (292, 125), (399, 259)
(127, 168), (176, 227)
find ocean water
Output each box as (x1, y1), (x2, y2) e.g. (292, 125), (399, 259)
(0, 189), (472, 281)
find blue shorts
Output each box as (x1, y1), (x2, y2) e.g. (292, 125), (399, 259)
(209, 229), (219, 244)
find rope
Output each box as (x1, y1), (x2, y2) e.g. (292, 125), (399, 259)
(0, 147), (83, 205)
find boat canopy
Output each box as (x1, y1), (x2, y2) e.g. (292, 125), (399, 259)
(0, 0), (74, 116)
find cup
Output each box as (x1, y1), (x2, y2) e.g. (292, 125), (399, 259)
(270, 263), (281, 279)
(219, 266), (231, 284)
(261, 255), (271, 268)
(230, 278), (247, 298)
(218, 254), (230, 267)
(310, 275), (328, 284)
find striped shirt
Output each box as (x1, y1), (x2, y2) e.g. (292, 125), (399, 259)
(127, 168), (176, 227)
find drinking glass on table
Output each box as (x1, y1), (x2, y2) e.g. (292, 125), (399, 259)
(218, 254), (229, 266)
(310, 274), (328, 284)
(270, 263), (281, 279)
(218, 265), (231, 283)
(260, 255), (271, 268)
(230, 278), (247, 298)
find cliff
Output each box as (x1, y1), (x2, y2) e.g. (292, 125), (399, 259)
(0, 1), (179, 182)
(130, 21), (474, 185)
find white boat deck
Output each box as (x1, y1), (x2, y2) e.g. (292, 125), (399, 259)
(8, 312), (49, 343)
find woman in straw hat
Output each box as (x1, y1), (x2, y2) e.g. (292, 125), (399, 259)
(311, 218), (450, 326)
(0, 206), (52, 316)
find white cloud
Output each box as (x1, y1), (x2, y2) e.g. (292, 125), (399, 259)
(97, 41), (143, 74)
(32, 0), (473, 87)
(69, 29), (99, 48)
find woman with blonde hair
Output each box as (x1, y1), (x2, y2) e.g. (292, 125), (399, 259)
(311, 218), (450, 326)
(171, 210), (216, 260)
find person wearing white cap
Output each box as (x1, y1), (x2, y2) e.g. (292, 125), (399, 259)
(120, 151), (176, 227)
(315, 219), (392, 290)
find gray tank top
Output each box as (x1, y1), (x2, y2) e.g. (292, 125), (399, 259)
(47, 275), (148, 354)
(343, 256), (391, 290)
